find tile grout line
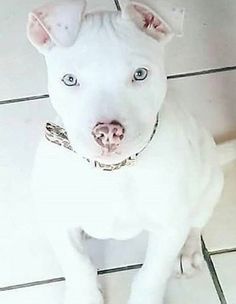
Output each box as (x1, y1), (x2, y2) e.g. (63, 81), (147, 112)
(0, 94), (49, 105)
(0, 277), (65, 292)
(209, 247), (236, 256)
(167, 65), (236, 79)
(201, 238), (227, 304)
(1, 65), (236, 106)
(98, 263), (142, 275)
(113, 0), (121, 11)
(0, 263), (143, 292)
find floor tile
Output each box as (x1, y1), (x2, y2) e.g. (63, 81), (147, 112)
(154, 0), (236, 75)
(100, 263), (219, 304)
(0, 99), (55, 179)
(86, 232), (147, 270)
(0, 282), (64, 304)
(167, 70), (236, 141)
(99, 270), (134, 304)
(165, 264), (219, 304)
(0, 0), (116, 101)
(204, 161), (236, 252)
(0, 264), (219, 304)
(211, 252), (236, 303)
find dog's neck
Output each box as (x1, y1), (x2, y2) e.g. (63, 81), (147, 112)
(45, 115), (159, 171)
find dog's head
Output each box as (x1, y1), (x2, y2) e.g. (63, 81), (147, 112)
(27, 0), (184, 164)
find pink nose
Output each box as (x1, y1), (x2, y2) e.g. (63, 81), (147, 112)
(92, 120), (125, 152)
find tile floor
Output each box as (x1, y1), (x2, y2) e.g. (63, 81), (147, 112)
(0, 0), (236, 303)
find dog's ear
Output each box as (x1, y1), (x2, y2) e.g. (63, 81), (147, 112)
(120, 0), (184, 43)
(27, 0), (86, 54)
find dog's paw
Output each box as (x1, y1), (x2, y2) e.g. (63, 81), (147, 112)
(173, 228), (204, 278)
(173, 250), (204, 278)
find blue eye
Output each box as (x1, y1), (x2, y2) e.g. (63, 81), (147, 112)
(133, 68), (148, 81)
(62, 74), (79, 86)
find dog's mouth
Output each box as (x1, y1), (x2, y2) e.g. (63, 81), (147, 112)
(100, 145), (120, 155)
(94, 148), (124, 163)
(101, 149), (121, 156)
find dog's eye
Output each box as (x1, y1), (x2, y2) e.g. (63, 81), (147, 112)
(133, 68), (148, 81)
(62, 74), (79, 86)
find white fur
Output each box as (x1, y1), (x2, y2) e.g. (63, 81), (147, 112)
(27, 1), (229, 304)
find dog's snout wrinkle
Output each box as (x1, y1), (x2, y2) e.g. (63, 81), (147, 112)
(92, 121), (125, 152)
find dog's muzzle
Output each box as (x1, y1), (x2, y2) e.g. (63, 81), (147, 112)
(45, 114), (159, 171)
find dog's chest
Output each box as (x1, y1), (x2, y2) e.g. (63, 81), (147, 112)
(72, 169), (144, 239)
(32, 144), (150, 239)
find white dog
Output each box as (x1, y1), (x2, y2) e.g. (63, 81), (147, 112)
(27, 1), (236, 303)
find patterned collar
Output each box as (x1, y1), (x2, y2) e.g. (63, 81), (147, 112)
(45, 115), (159, 171)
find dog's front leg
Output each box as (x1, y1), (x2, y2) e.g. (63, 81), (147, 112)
(46, 227), (103, 304)
(128, 226), (189, 304)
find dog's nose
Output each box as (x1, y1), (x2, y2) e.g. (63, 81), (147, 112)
(92, 121), (125, 152)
